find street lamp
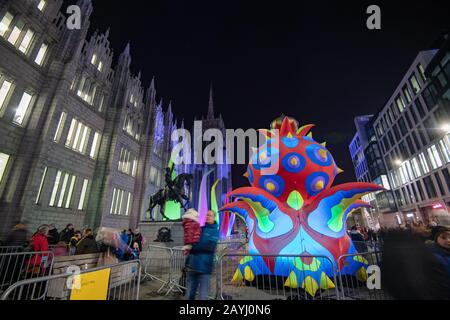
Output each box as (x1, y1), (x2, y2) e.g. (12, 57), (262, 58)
(394, 159), (403, 167)
(440, 123), (450, 133)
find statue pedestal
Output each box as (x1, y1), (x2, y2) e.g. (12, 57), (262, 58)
(138, 221), (184, 247)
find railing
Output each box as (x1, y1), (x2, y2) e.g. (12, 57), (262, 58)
(0, 251), (55, 299)
(1, 260), (141, 300)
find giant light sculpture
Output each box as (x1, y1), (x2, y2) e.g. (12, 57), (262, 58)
(219, 116), (384, 296)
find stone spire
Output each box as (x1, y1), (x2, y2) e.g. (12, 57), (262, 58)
(207, 84), (215, 120)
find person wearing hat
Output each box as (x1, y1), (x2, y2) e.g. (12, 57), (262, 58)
(47, 224), (60, 245)
(428, 225), (450, 278)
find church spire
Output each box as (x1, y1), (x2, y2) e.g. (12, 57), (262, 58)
(207, 84), (215, 119)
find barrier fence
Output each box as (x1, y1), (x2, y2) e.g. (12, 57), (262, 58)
(0, 260), (141, 300)
(217, 253), (340, 300)
(0, 246), (25, 255)
(141, 244), (386, 300)
(0, 251), (54, 298)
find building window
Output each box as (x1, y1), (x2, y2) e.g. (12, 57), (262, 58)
(77, 75), (97, 105)
(427, 144), (443, 170)
(98, 94), (105, 112)
(35, 166), (47, 204)
(53, 111), (66, 142)
(18, 29), (34, 54)
(0, 152), (10, 184)
(65, 118), (91, 155)
(434, 172), (446, 196)
(49, 170), (77, 209)
(78, 178), (89, 210)
(0, 79), (13, 111)
(13, 92), (33, 125)
(49, 170), (62, 207)
(7, 20), (24, 46)
(0, 12), (14, 37)
(34, 42), (49, 66)
(418, 63), (427, 83)
(439, 137), (450, 163)
(37, 0), (47, 11)
(416, 181), (426, 201)
(410, 157), (421, 179)
(423, 176), (437, 199)
(89, 132), (101, 159)
(403, 85), (412, 104)
(395, 95), (406, 113)
(415, 99), (426, 119)
(441, 168), (450, 193)
(110, 188), (132, 216)
(118, 147), (137, 176)
(418, 152), (430, 174)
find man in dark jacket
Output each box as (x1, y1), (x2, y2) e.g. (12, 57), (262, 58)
(185, 210), (220, 300)
(47, 224), (60, 245)
(5, 223), (28, 247)
(59, 224), (74, 244)
(75, 229), (99, 255)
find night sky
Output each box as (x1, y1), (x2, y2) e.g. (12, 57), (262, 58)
(74, 0), (450, 187)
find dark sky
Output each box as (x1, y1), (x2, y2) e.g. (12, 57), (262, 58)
(81, 0), (449, 188)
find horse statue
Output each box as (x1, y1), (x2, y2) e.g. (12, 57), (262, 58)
(147, 167), (193, 221)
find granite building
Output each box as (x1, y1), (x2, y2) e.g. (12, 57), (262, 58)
(0, 0), (176, 238)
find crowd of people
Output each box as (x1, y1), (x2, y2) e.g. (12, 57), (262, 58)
(1, 222), (146, 262)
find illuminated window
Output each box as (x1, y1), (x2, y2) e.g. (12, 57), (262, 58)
(396, 95), (405, 113)
(411, 157), (421, 179)
(49, 170), (62, 206)
(132, 158), (138, 177)
(98, 94), (105, 112)
(0, 153), (10, 184)
(57, 173), (69, 208)
(91, 54), (97, 65)
(35, 166), (47, 204)
(18, 29), (34, 54)
(65, 118), (91, 155)
(89, 132), (101, 159)
(419, 153), (430, 174)
(78, 179), (89, 210)
(403, 85), (412, 104)
(13, 92), (33, 125)
(427, 145), (443, 170)
(418, 63), (427, 82)
(98, 61), (103, 72)
(77, 75), (97, 105)
(0, 79), (13, 111)
(35, 42), (48, 65)
(439, 138), (450, 163)
(65, 175), (76, 209)
(125, 192), (133, 216)
(7, 20), (24, 46)
(37, 0), (47, 11)
(53, 111), (66, 142)
(0, 12), (14, 37)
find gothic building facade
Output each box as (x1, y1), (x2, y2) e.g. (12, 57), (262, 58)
(0, 0), (176, 237)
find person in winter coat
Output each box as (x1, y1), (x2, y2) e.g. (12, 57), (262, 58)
(428, 226), (450, 280)
(5, 223), (28, 247)
(59, 224), (75, 244)
(69, 231), (82, 255)
(28, 225), (50, 273)
(53, 241), (68, 257)
(47, 224), (60, 245)
(185, 210), (219, 300)
(349, 226), (368, 252)
(133, 229), (144, 251)
(75, 229), (99, 255)
(182, 209), (202, 255)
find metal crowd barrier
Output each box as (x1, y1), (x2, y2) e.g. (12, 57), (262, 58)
(336, 251), (388, 300)
(0, 246), (25, 255)
(217, 253), (339, 300)
(1, 260), (141, 300)
(0, 251), (55, 299)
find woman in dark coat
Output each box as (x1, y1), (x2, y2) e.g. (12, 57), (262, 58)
(185, 211), (220, 300)
(75, 229), (99, 255)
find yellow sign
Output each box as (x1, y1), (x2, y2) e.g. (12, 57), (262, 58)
(70, 268), (111, 300)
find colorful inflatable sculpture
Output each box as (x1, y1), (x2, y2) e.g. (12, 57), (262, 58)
(219, 116), (384, 296)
